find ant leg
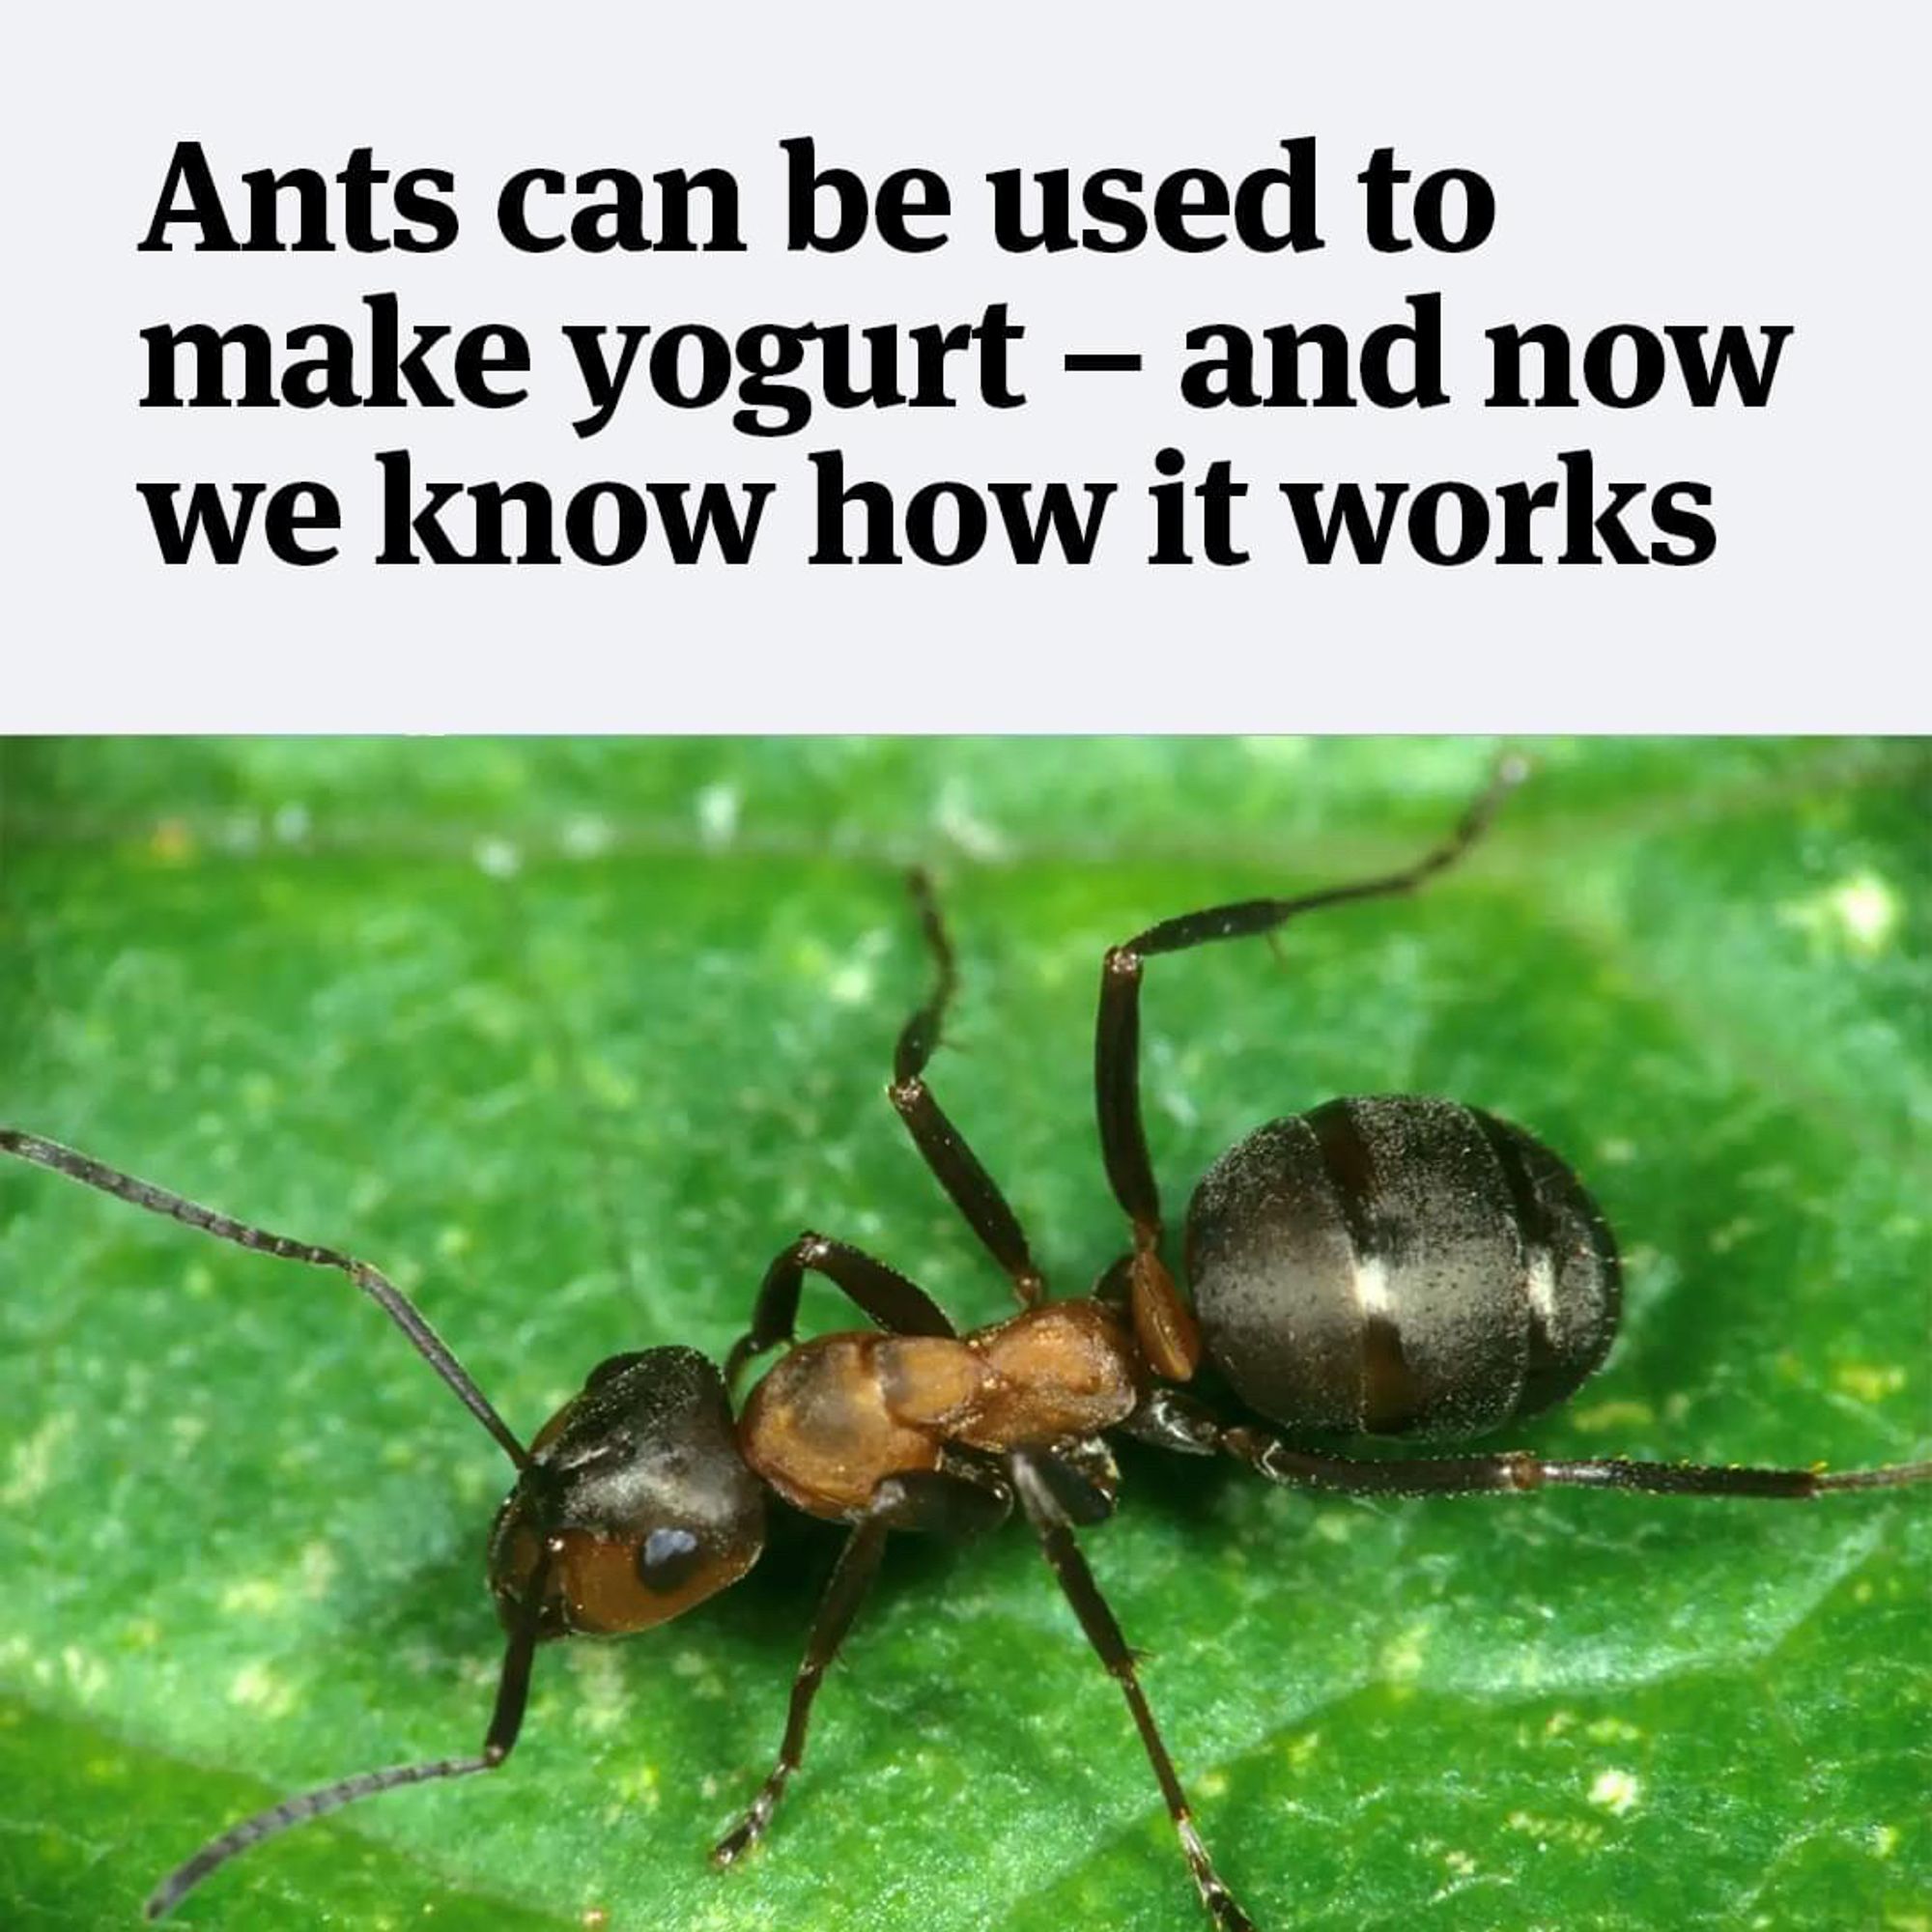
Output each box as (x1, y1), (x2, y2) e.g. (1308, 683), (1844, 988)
(873, 1459), (1014, 1538)
(1222, 1431), (1932, 1500)
(0, 1127), (526, 1470)
(712, 1464), (1007, 1867)
(1129, 1388), (1932, 1501)
(1092, 758), (1524, 1387)
(146, 1547), (552, 1919)
(1009, 1449), (1256, 1932)
(1094, 754), (1526, 1250)
(1119, 1386), (1225, 1457)
(724, 1232), (955, 1392)
(889, 870), (1046, 1307)
(711, 1517), (888, 1867)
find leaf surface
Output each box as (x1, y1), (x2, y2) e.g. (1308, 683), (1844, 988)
(1, 738), (1926, 1932)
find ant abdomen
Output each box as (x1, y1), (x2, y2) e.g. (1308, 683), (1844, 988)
(1183, 1095), (1622, 1440)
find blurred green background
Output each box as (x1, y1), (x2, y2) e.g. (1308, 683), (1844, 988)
(0, 737), (1926, 1932)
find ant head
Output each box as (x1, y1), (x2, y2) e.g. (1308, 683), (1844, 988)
(488, 1346), (766, 1639)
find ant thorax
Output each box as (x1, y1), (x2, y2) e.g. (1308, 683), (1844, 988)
(738, 1301), (1143, 1520)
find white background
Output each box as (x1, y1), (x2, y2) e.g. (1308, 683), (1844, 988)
(5, 3), (1927, 728)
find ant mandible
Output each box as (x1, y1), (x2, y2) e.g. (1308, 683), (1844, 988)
(3, 757), (1926, 1928)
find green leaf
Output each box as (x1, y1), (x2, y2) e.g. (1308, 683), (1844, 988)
(1, 738), (1926, 1932)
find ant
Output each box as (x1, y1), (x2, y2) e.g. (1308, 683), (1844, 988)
(3, 756), (1925, 1928)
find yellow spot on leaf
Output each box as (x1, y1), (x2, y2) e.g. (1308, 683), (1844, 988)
(62, 1646), (108, 1700)
(696, 782), (741, 848)
(219, 1577), (289, 1616)
(828, 959), (877, 1007)
(564, 1643), (633, 1737)
(1568, 1400), (1655, 1435)
(474, 837), (522, 879)
(563, 815), (614, 859)
(229, 1661), (297, 1717)
(1588, 1768), (1640, 1817)
(1833, 1362), (1907, 1405)
(1506, 1807), (1605, 1849)
(2, 1411), (75, 1506)
(1583, 1717), (1642, 1745)
(1381, 1620), (1430, 1681)
(299, 1541), (339, 1600)
(582, 1057), (641, 1110)
(149, 818), (195, 865)
(610, 1761), (660, 1808)
(1781, 868), (1901, 956)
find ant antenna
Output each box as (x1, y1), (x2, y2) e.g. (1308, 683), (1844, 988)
(895, 867), (956, 1082)
(144, 1543), (555, 1918)
(0, 1129), (528, 1470)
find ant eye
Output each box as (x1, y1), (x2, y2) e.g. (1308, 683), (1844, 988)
(637, 1525), (703, 1592)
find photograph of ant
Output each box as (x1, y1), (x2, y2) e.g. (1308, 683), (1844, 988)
(3, 750), (1924, 1929)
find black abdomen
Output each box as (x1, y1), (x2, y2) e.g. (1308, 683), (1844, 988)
(1183, 1096), (1621, 1440)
